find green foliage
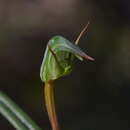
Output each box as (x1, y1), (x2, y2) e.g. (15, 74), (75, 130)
(0, 91), (41, 130)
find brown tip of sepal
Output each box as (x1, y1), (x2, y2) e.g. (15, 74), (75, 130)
(83, 54), (95, 61)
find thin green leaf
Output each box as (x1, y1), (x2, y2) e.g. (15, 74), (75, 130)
(0, 91), (42, 130)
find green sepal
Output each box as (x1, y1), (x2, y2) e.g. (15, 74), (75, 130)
(40, 36), (93, 82)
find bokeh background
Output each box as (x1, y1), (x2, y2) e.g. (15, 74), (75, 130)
(0, 0), (130, 129)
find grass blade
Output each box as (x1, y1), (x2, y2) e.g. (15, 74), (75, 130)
(0, 91), (42, 130)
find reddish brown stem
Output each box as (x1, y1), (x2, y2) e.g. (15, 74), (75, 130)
(44, 80), (60, 130)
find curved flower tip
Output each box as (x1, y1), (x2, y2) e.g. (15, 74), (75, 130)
(83, 54), (95, 61)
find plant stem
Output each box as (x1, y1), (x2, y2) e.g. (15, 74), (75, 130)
(0, 91), (41, 130)
(44, 80), (60, 130)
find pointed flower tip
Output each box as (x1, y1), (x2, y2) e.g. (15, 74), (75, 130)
(83, 55), (95, 61)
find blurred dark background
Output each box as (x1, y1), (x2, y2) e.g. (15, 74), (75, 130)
(0, 0), (130, 129)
